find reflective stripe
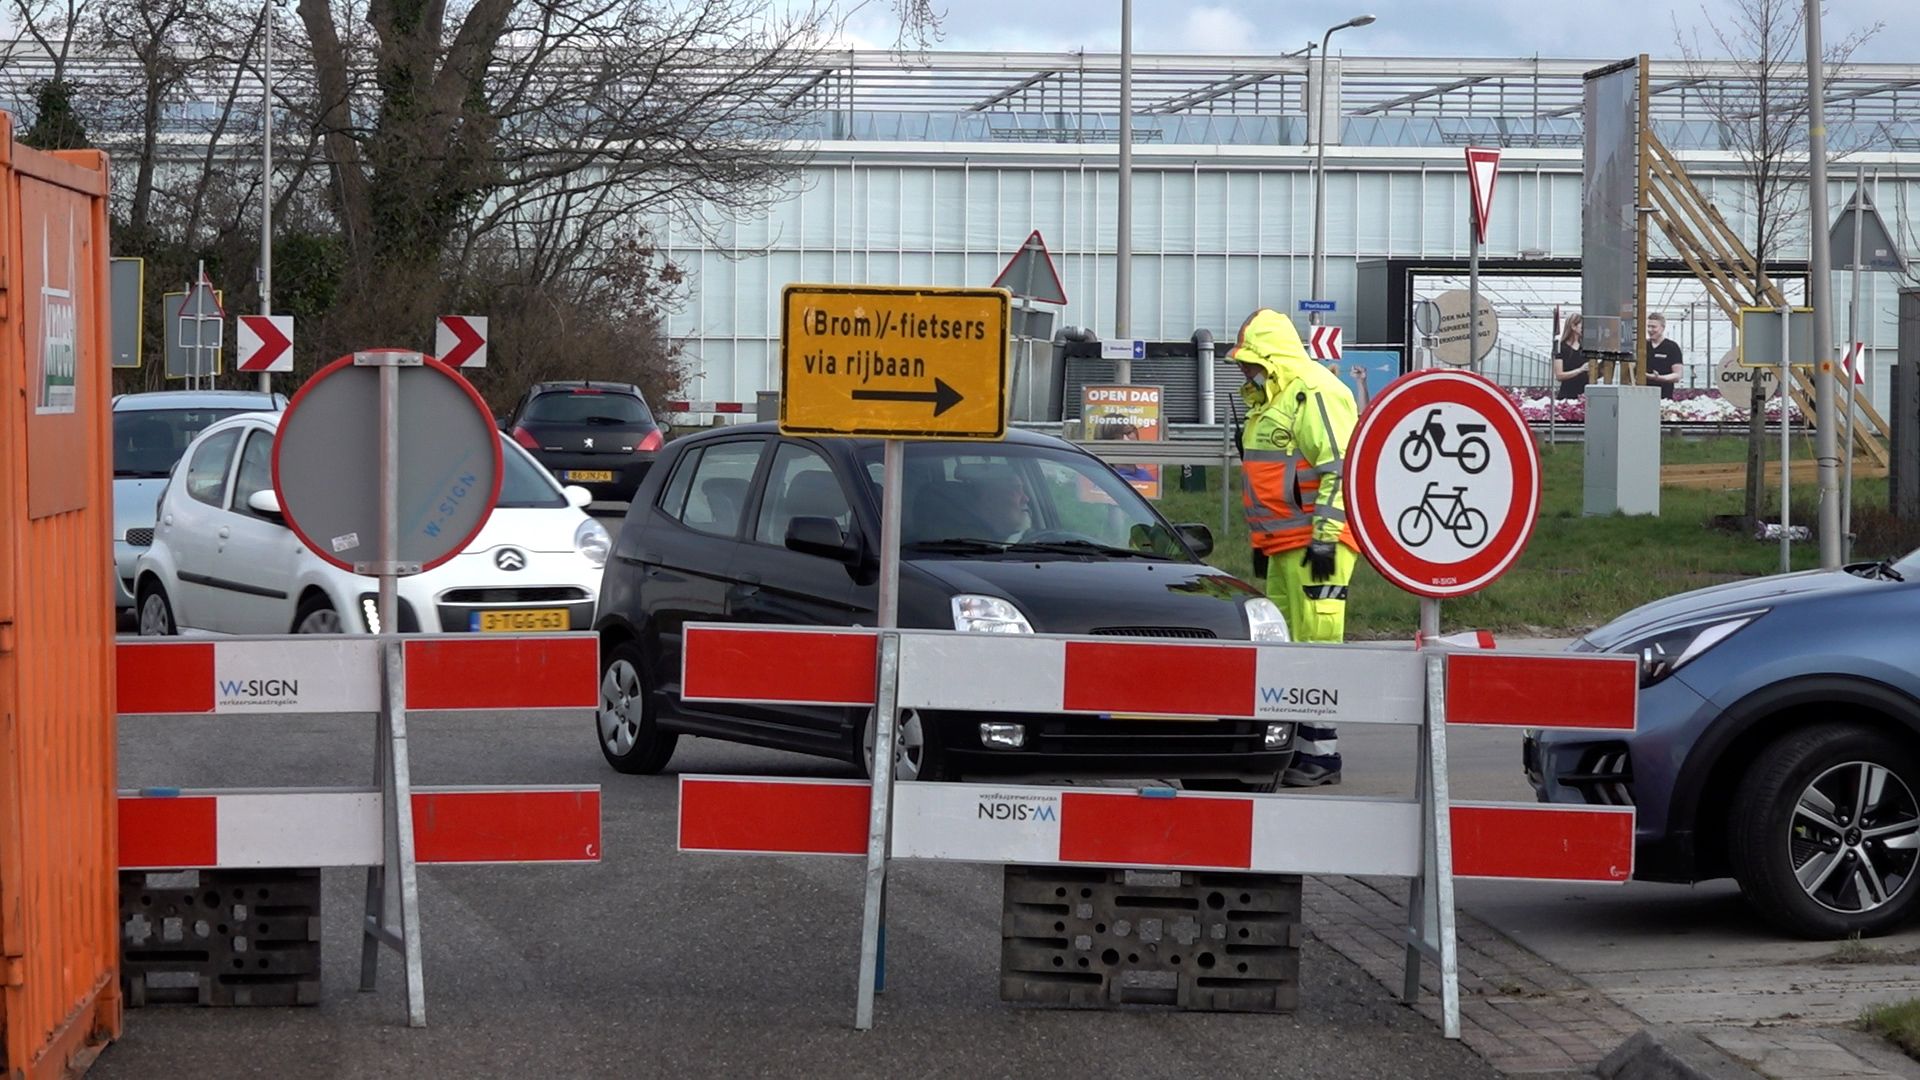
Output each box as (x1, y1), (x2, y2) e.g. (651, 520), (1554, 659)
(1314, 506), (1348, 524)
(1243, 450), (1291, 462)
(1250, 517), (1313, 534)
(1296, 738), (1339, 757)
(1302, 585), (1350, 601)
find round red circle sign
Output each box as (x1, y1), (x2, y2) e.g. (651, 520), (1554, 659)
(1347, 369), (1540, 598)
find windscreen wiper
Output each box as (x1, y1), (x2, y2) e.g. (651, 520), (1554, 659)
(1871, 559), (1906, 582)
(903, 538), (1011, 553)
(1003, 539), (1169, 560)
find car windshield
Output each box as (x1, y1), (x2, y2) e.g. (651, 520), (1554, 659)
(525, 390), (654, 426)
(113, 408), (248, 478)
(498, 437), (566, 508)
(862, 442), (1191, 560)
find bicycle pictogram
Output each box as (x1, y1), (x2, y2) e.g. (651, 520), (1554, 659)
(1396, 481), (1490, 549)
(1399, 408), (1490, 474)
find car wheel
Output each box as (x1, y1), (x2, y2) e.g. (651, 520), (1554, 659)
(862, 708), (948, 782)
(293, 597), (343, 634)
(137, 583), (175, 637)
(598, 640), (678, 774)
(1184, 771), (1283, 794)
(1729, 722), (1920, 939)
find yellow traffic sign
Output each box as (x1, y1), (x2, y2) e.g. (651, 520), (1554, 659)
(780, 284), (1010, 440)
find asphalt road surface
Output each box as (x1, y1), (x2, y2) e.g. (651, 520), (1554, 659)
(101, 712), (1499, 1079)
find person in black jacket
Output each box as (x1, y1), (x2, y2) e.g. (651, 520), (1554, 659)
(1553, 314), (1587, 400)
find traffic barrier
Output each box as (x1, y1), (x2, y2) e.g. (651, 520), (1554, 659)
(675, 623), (1638, 1035)
(115, 632), (601, 1027)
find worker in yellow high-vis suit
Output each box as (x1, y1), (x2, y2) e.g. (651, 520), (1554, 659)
(1230, 308), (1361, 787)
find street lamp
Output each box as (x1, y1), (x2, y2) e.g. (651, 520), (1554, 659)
(1309, 14), (1376, 327)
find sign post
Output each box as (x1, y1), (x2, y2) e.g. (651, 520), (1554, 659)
(176, 264), (224, 390)
(271, 351), (505, 1026)
(779, 282), (1010, 1029)
(1464, 148), (1501, 376)
(1737, 304), (1816, 572)
(1831, 173), (1909, 561)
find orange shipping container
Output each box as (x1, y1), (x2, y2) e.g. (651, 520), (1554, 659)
(0, 114), (123, 1076)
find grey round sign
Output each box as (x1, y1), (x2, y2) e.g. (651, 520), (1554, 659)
(272, 353), (503, 573)
(1413, 299), (1442, 338)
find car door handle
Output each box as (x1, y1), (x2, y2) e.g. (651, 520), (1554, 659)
(218, 526), (231, 539)
(730, 573), (762, 599)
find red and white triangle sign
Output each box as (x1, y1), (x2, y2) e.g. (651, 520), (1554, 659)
(991, 230), (1068, 305)
(1466, 147), (1501, 245)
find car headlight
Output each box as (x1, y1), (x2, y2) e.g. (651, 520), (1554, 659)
(1619, 611), (1762, 688)
(574, 518), (611, 567)
(1244, 597), (1291, 643)
(952, 594), (1033, 634)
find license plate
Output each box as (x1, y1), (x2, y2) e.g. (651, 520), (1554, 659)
(471, 608), (570, 632)
(565, 470), (614, 483)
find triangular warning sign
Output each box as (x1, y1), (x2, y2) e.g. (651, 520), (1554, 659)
(1830, 188), (1909, 275)
(992, 230), (1068, 305)
(1465, 147), (1501, 245)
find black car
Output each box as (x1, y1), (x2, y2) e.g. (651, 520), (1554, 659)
(592, 424), (1298, 789)
(501, 381), (666, 503)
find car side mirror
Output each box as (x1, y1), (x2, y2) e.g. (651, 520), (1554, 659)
(786, 516), (859, 563)
(497, 415), (511, 431)
(563, 485), (593, 508)
(657, 420), (673, 436)
(246, 489), (286, 524)
(1174, 522), (1214, 558)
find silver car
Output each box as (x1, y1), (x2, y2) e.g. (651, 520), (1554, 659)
(112, 390), (282, 609)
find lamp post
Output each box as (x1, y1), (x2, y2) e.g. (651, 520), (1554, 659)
(1309, 14), (1375, 328)
(258, 0), (274, 395)
(1804, 0), (1840, 569)
(1115, 0), (1133, 382)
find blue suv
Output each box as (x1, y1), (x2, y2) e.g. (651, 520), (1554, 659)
(1526, 548), (1920, 939)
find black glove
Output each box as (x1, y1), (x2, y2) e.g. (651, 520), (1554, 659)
(1251, 549), (1269, 579)
(1302, 540), (1338, 583)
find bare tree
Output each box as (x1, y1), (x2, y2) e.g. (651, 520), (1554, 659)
(1674, 0), (1880, 531)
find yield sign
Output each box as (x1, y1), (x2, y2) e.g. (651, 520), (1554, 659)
(1309, 325), (1344, 360)
(1465, 147), (1501, 245)
(436, 315), (488, 368)
(236, 315), (294, 372)
(991, 230), (1068, 306)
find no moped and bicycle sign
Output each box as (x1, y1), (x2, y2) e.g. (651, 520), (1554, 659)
(1347, 369), (1540, 598)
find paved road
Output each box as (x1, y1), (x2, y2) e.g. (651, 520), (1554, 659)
(100, 713), (1497, 1079)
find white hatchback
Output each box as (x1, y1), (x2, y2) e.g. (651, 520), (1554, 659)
(134, 412), (610, 636)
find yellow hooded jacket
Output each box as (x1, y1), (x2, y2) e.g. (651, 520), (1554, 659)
(1230, 309), (1359, 554)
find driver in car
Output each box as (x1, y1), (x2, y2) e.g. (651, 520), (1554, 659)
(966, 471), (1032, 542)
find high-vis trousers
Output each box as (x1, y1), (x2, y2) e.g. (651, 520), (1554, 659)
(1265, 542), (1359, 769)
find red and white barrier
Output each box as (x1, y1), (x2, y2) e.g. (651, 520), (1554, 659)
(674, 622), (1639, 1033)
(115, 630), (603, 1028)
(117, 634), (599, 714)
(119, 787), (601, 869)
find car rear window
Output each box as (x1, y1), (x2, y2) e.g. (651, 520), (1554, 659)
(113, 408), (248, 478)
(525, 389), (654, 426)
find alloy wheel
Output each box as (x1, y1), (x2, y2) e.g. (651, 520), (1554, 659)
(1790, 761), (1920, 915)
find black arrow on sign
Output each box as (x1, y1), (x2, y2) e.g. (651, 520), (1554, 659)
(850, 378), (964, 417)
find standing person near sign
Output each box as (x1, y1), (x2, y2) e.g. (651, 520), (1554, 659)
(1553, 314), (1588, 400)
(1645, 313), (1683, 400)
(1230, 308), (1359, 788)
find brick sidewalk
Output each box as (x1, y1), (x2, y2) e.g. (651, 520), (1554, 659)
(1305, 875), (1646, 1075)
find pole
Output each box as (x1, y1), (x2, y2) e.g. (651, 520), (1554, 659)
(1843, 165), (1863, 562)
(1467, 231), (1481, 375)
(1804, 0), (1841, 569)
(1780, 306), (1792, 574)
(378, 363), (400, 635)
(1310, 30), (1335, 329)
(1114, 0), (1132, 384)
(258, 0), (273, 396)
(854, 437), (905, 1029)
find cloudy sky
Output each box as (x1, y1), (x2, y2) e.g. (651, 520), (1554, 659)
(839, 0), (1911, 62)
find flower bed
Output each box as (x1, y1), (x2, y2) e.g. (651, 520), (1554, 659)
(1507, 386), (1802, 425)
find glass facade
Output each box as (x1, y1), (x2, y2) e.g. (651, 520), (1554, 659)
(664, 152), (1920, 415)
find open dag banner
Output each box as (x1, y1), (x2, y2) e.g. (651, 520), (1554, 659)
(1082, 384), (1162, 499)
